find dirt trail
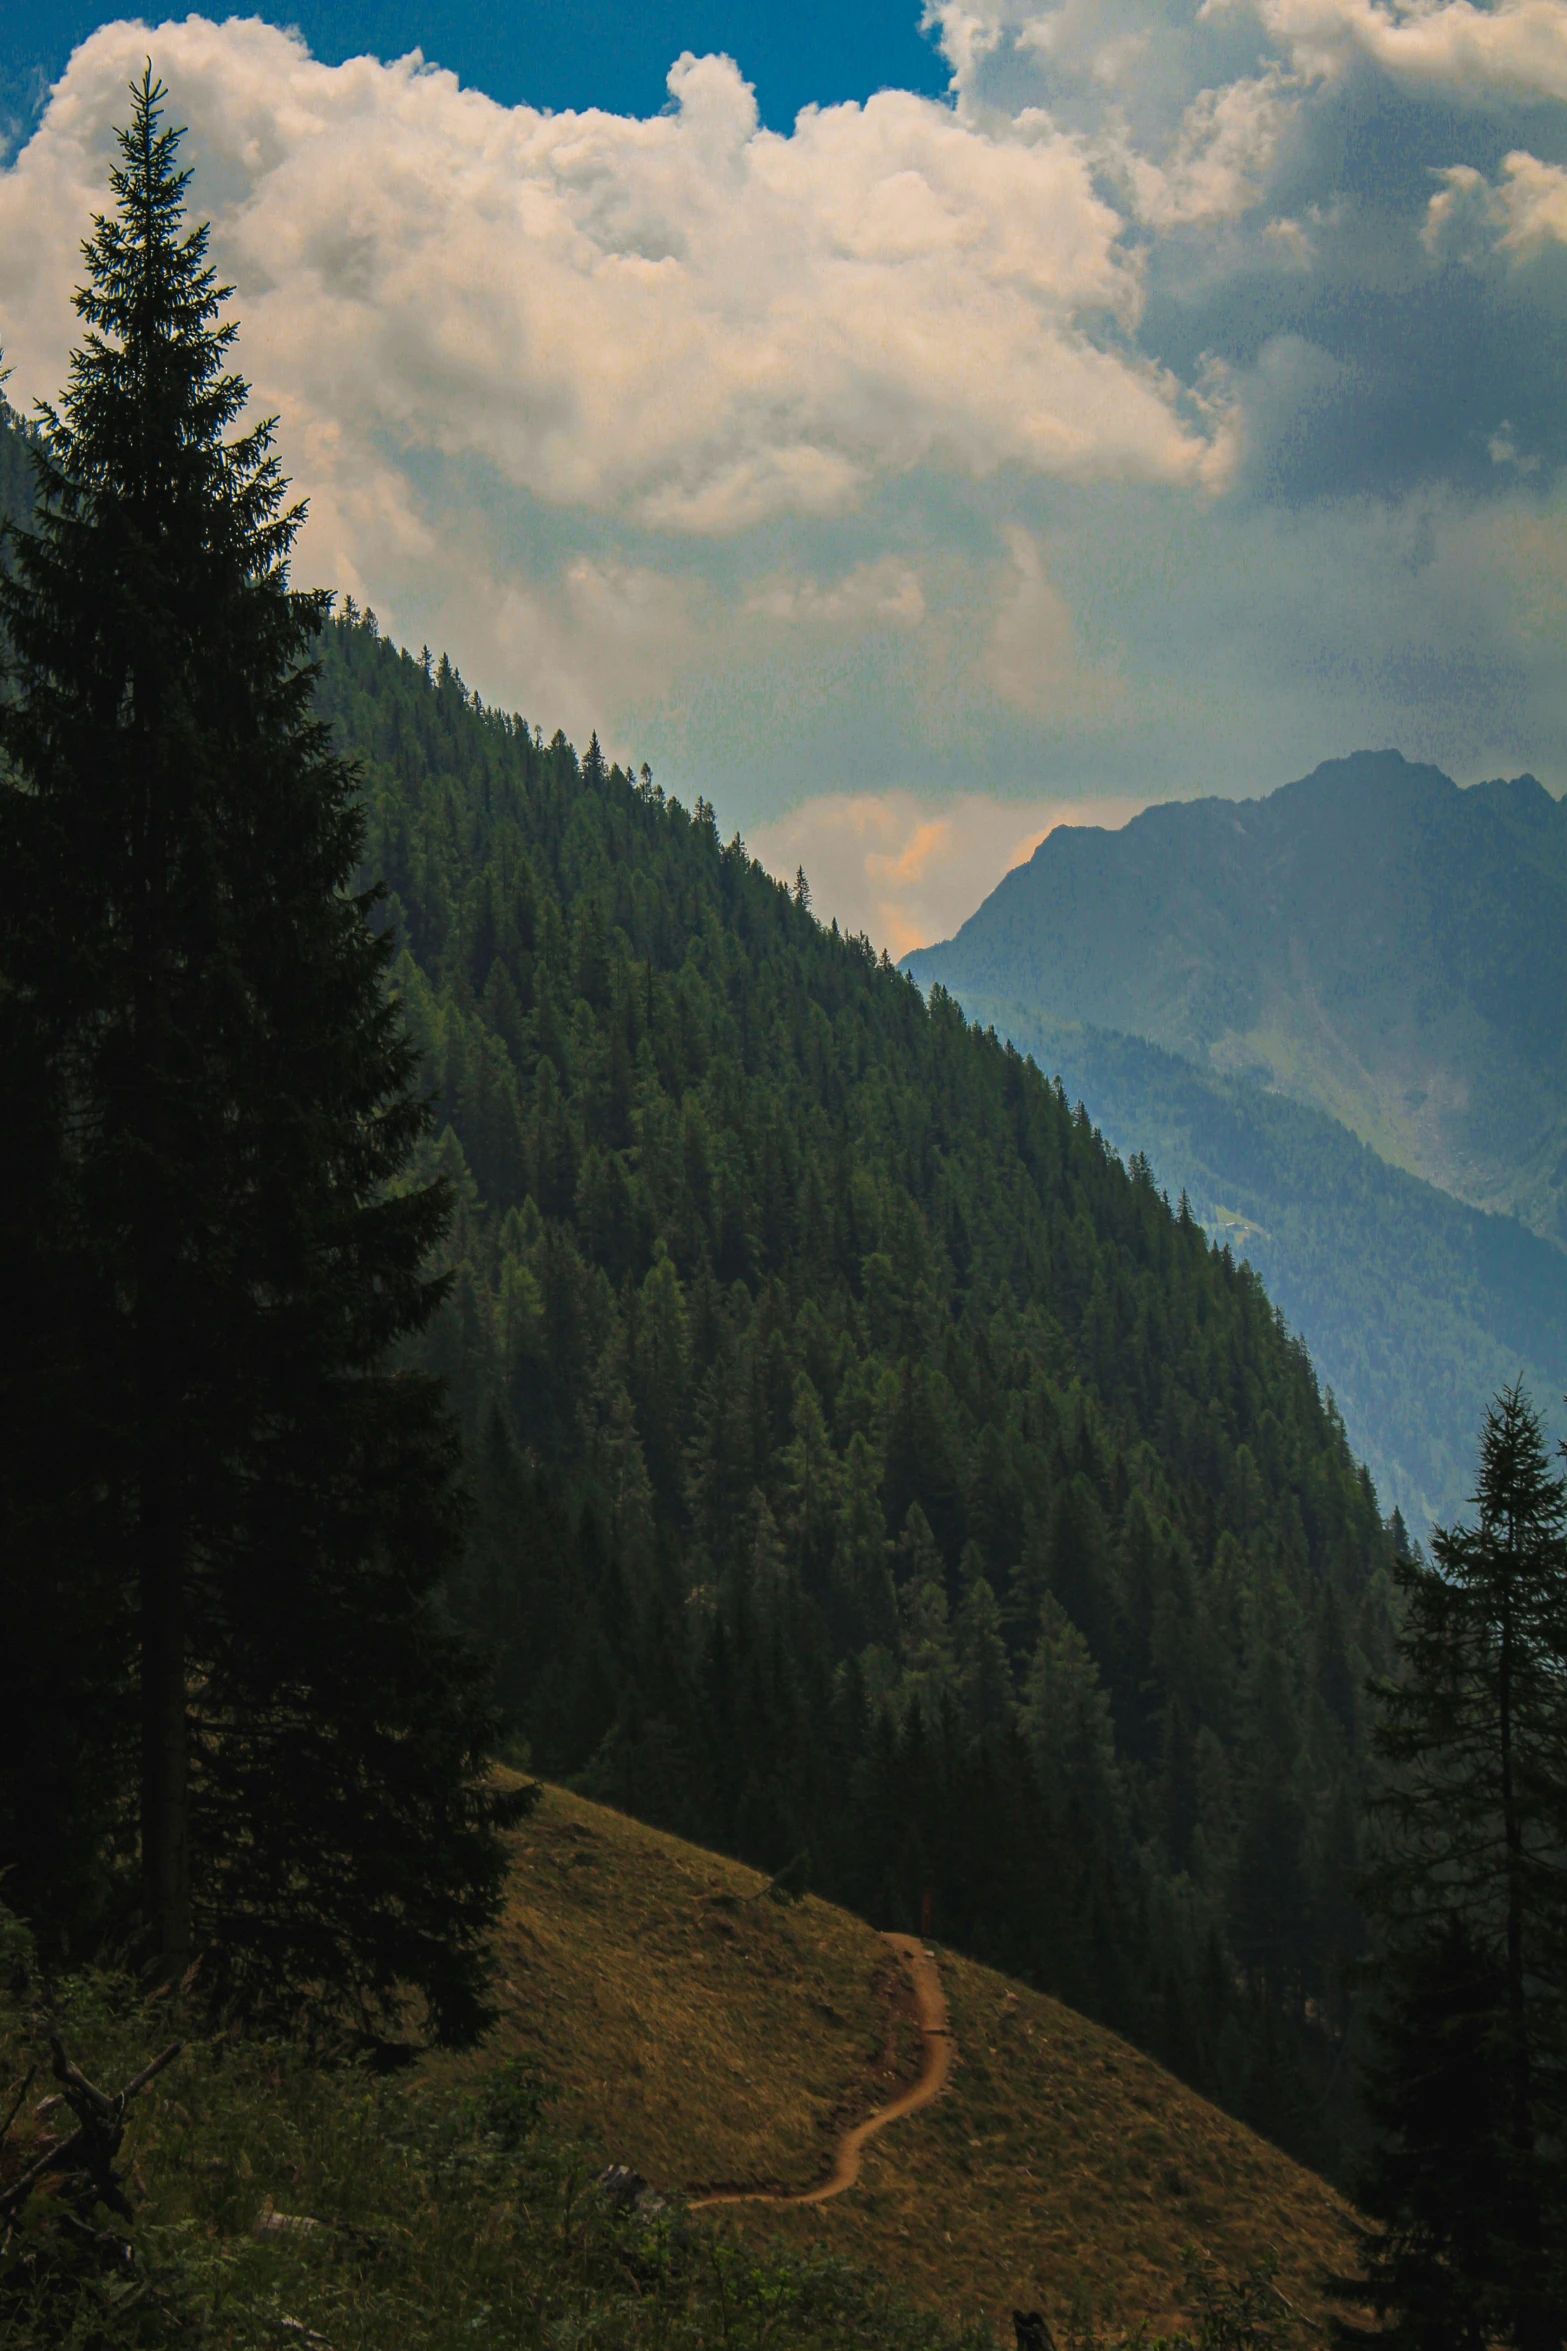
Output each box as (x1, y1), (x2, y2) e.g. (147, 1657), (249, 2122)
(689, 1933), (953, 2211)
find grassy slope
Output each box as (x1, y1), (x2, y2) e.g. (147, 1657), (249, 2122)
(0, 1788), (1354, 2351)
(0, 1942), (981, 2351)
(441, 1786), (1357, 2340)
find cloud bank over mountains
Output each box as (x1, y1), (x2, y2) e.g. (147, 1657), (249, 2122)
(0, 19), (1217, 526)
(1, 0), (1565, 945)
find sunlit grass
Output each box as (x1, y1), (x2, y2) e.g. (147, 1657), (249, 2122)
(0, 1953), (985, 2351)
(438, 1786), (1359, 2340)
(1, 1787), (1358, 2348)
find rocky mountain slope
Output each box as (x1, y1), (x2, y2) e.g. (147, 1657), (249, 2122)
(905, 751), (1567, 1243)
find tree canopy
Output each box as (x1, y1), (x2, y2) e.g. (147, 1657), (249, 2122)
(0, 73), (512, 2039)
(308, 611), (1400, 2162)
(1348, 1387), (1567, 2351)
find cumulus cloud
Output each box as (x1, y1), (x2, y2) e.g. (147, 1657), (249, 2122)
(4, 0), (1567, 872)
(751, 788), (1146, 955)
(1247, 0), (1567, 104)
(1425, 147), (1567, 260)
(0, 15), (1220, 549)
(936, 0), (1567, 126)
(1115, 69), (1300, 228)
(925, 0), (1308, 240)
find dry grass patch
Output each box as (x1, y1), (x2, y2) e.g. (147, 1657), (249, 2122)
(442, 1787), (1359, 2343)
(432, 1782), (905, 2195)
(726, 1949), (1357, 2338)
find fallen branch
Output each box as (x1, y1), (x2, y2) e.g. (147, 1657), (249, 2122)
(0, 2065), (37, 2149)
(0, 2038), (182, 2223)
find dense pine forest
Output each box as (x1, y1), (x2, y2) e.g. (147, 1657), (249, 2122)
(0, 376), (1396, 2162)
(15, 85), (1567, 2351)
(302, 607), (1397, 2166)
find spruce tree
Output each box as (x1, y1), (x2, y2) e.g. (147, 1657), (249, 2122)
(1345, 1387), (1567, 2350)
(0, 71), (511, 2036)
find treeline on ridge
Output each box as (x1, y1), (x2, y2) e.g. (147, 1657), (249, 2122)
(312, 608), (1398, 2170)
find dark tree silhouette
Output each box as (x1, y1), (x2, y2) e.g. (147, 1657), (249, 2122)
(1345, 1386), (1567, 2349)
(0, 70), (513, 2037)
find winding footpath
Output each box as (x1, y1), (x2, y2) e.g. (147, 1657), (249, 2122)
(690, 1933), (953, 2212)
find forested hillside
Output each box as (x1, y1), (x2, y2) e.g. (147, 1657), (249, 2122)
(2, 72), (1558, 2351)
(904, 753), (1567, 1240)
(305, 607), (1395, 2169)
(958, 1011), (1567, 1533)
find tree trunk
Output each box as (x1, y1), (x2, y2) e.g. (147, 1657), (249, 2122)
(1496, 1533), (1551, 2351)
(139, 1441), (190, 1983)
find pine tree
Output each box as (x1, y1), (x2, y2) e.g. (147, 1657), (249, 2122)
(0, 71), (512, 2035)
(1344, 1387), (1567, 2350)
(953, 1543), (1014, 1736)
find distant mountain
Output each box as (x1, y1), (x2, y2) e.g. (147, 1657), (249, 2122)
(904, 751), (1567, 1243)
(951, 1008), (1567, 1533)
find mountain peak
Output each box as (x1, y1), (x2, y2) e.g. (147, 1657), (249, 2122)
(904, 746), (1567, 1241)
(1274, 747), (1454, 801)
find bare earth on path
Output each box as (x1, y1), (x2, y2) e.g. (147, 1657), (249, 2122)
(691, 1932), (955, 2210)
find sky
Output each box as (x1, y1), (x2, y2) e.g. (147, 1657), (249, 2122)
(3, 0), (1567, 950)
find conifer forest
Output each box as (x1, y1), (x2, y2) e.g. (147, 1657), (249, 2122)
(312, 609), (1395, 2161)
(6, 69), (1567, 2351)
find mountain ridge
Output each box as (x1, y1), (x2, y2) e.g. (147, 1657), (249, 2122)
(904, 749), (1567, 1241)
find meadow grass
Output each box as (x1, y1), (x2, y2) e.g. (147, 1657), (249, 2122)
(435, 1787), (1358, 2340)
(1, 1786), (1358, 2347)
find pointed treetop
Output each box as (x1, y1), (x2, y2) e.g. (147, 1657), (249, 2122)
(55, 66), (251, 502)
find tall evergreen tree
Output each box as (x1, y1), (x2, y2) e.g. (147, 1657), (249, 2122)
(0, 71), (511, 2036)
(1345, 1386), (1567, 2349)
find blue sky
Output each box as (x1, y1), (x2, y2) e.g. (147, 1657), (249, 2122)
(2, 0), (951, 131)
(3, 0), (1566, 946)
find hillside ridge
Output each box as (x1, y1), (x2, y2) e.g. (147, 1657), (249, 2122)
(951, 1007), (1567, 1531)
(305, 603), (1393, 2171)
(445, 1782), (1359, 2339)
(0, 414), (1397, 2177)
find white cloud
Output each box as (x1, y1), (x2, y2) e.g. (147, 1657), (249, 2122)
(1492, 147), (1567, 250)
(1116, 70), (1299, 226)
(0, 15), (1220, 556)
(4, 2), (1566, 819)
(1424, 148), (1567, 259)
(751, 787), (1146, 956)
(744, 557), (928, 627)
(1244, 0), (1567, 104)
(927, 0), (1567, 228)
(926, 0), (1302, 229)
